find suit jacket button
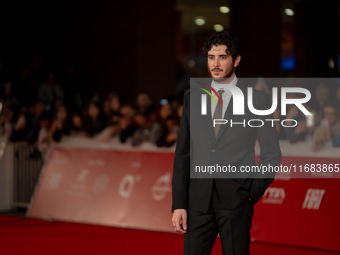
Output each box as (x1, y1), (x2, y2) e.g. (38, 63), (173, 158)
(212, 149), (216, 153)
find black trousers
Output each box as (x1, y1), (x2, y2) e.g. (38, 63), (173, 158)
(183, 180), (254, 255)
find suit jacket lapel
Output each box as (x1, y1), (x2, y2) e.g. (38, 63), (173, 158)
(201, 80), (247, 145)
(203, 94), (216, 142)
(212, 96), (234, 146)
(212, 81), (247, 146)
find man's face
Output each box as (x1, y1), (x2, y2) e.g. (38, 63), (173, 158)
(207, 44), (240, 81)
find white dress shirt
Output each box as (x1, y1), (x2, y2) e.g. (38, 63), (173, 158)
(211, 75), (238, 119)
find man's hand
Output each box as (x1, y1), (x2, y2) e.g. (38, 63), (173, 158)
(172, 209), (187, 233)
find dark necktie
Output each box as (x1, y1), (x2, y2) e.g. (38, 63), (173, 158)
(213, 89), (224, 137)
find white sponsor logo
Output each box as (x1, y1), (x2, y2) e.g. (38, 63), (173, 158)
(302, 188), (325, 210)
(76, 169), (89, 183)
(92, 174), (110, 194)
(70, 169), (90, 195)
(118, 174), (142, 198)
(48, 173), (63, 190)
(262, 187), (285, 204)
(151, 172), (171, 201)
(69, 169), (89, 192)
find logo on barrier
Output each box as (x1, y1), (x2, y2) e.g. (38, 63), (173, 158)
(302, 188), (325, 210)
(69, 169), (90, 196)
(262, 187), (285, 204)
(48, 172), (63, 190)
(76, 169), (89, 183)
(118, 174), (142, 198)
(92, 174), (110, 194)
(151, 172), (172, 201)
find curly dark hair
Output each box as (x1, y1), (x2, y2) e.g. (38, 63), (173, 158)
(202, 31), (240, 62)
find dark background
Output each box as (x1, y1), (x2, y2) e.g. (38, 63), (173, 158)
(0, 0), (339, 103)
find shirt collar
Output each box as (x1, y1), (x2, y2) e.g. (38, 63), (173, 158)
(211, 74), (238, 90)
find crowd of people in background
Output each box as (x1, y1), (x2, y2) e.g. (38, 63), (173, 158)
(254, 80), (340, 151)
(1, 55), (340, 160)
(0, 53), (184, 159)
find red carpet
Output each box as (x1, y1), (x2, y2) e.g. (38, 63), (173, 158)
(0, 216), (338, 255)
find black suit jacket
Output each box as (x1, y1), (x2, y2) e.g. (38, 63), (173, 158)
(171, 80), (282, 213)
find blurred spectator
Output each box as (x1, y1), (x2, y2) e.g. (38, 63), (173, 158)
(310, 84), (330, 122)
(119, 105), (135, 143)
(147, 107), (162, 145)
(51, 98), (64, 113)
(109, 92), (121, 113)
(149, 103), (176, 146)
(98, 112), (121, 142)
(26, 101), (46, 143)
(285, 104), (316, 143)
(120, 104), (135, 119)
(333, 134), (340, 147)
(83, 99), (106, 137)
(156, 115), (179, 147)
(102, 99), (111, 120)
(11, 107), (30, 141)
(131, 112), (158, 146)
(50, 105), (71, 142)
(70, 112), (85, 136)
(312, 104), (340, 151)
(136, 92), (152, 114)
(37, 112), (52, 160)
(254, 77), (272, 95)
(37, 71), (65, 106)
(334, 86), (340, 120)
(102, 92), (121, 126)
(159, 103), (173, 121)
(167, 96), (181, 113)
(0, 103), (13, 135)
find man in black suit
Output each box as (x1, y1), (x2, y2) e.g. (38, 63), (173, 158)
(171, 31), (282, 255)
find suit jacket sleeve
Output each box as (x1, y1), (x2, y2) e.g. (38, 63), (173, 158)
(171, 93), (190, 212)
(249, 92), (282, 205)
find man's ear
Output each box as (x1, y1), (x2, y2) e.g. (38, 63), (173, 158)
(234, 55), (241, 67)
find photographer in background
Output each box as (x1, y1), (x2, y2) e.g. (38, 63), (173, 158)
(312, 104), (340, 151)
